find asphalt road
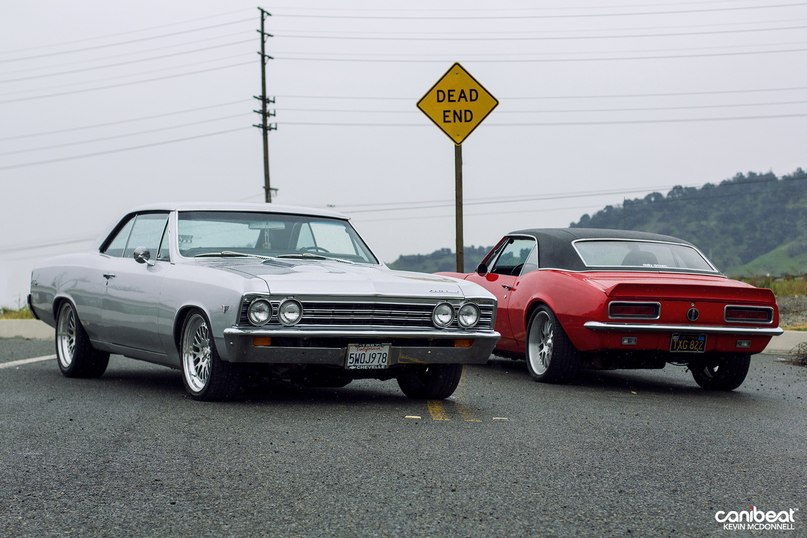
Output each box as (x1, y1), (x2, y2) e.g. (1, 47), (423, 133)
(1, 338), (805, 537)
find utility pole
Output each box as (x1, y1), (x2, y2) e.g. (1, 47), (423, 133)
(253, 7), (276, 203)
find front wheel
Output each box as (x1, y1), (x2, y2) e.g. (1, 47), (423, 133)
(396, 364), (462, 399)
(690, 354), (751, 391)
(525, 306), (579, 384)
(180, 311), (241, 401)
(55, 301), (109, 378)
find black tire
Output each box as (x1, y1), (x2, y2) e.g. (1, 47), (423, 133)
(180, 310), (242, 401)
(525, 306), (579, 384)
(396, 364), (463, 399)
(690, 354), (751, 391)
(55, 301), (109, 378)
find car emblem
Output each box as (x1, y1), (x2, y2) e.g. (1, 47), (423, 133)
(686, 307), (699, 322)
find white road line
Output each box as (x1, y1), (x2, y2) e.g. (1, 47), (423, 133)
(0, 355), (55, 369)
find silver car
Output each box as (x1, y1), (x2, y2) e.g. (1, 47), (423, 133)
(29, 203), (499, 400)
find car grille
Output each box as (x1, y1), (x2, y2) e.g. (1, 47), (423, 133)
(238, 297), (496, 331)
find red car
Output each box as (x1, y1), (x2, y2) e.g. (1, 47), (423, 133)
(441, 228), (783, 390)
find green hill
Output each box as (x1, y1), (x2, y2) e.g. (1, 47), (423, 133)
(389, 168), (807, 277)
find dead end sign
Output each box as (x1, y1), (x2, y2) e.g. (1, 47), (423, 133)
(417, 62), (498, 145)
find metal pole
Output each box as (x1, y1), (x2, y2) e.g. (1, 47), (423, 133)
(259, 8), (271, 203)
(455, 144), (464, 272)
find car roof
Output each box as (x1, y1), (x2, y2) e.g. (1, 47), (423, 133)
(124, 202), (350, 220)
(505, 227), (704, 272)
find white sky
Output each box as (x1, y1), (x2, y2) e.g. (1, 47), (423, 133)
(1, 0), (806, 307)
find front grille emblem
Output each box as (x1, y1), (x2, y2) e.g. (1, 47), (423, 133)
(686, 307), (699, 322)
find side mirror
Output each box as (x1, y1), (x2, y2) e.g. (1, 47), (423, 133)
(475, 263), (488, 275)
(133, 247), (154, 266)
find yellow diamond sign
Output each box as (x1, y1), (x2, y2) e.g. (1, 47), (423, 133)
(417, 62), (498, 145)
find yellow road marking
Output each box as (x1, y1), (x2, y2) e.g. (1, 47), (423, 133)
(456, 402), (482, 423)
(427, 400), (450, 421)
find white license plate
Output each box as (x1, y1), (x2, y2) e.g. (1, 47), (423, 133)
(346, 343), (390, 370)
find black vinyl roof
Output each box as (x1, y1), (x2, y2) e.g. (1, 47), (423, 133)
(507, 227), (698, 272)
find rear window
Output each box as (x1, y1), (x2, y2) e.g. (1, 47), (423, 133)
(573, 239), (717, 272)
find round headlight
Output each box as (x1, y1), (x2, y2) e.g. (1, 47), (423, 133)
(278, 299), (303, 326)
(247, 299), (272, 326)
(432, 302), (454, 328)
(457, 303), (480, 328)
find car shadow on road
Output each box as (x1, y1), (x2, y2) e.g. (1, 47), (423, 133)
(481, 355), (756, 399)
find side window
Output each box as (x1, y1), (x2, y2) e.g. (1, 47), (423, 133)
(102, 216), (136, 257)
(123, 213), (170, 259)
(490, 237), (536, 276)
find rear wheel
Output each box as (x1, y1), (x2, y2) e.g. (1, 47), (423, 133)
(180, 311), (241, 400)
(690, 354), (751, 391)
(55, 301), (109, 378)
(396, 364), (462, 399)
(525, 306), (579, 384)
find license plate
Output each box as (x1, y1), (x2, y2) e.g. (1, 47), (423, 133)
(670, 333), (706, 353)
(346, 343), (390, 370)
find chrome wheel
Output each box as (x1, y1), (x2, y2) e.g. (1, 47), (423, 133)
(182, 313), (212, 394)
(56, 303), (77, 369)
(527, 310), (553, 376)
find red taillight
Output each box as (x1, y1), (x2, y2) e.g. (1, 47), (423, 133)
(725, 306), (773, 323)
(608, 302), (660, 319)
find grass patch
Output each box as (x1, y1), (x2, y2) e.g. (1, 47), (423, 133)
(0, 307), (34, 320)
(737, 274), (807, 296)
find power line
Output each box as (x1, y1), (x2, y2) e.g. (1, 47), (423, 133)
(272, 44), (807, 63)
(0, 18), (254, 64)
(273, 85), (807, 101)
(276, 110), (807, 127)
(0, 40), (254, 84)
(0, 113), (251, 157)
(0, 127), (251, 171)
(276, 23), (807, 42)
(0, 53), (252, 99)
(0, 61), (253, 104)
(0, 8), (253, 55)
(0, 100), (249, 141)
(272, 2), (807, 19)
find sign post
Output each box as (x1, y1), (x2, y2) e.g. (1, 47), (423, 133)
(417, 63), (498, 272)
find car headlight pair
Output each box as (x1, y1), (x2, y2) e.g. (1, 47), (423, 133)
(432, 302), (480, 329)
(247, 298), (302, 326)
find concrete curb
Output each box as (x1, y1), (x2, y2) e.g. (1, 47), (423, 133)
(1, 320), (805, 355)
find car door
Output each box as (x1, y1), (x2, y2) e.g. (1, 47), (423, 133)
(101, 212), (170, 353)
(466, 236), (537, 350)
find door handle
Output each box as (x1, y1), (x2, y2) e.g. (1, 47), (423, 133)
(501, 284), (514, 291)
(103, 273), (116, 280)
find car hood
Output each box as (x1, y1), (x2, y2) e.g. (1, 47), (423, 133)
(205, 258), (489, 299)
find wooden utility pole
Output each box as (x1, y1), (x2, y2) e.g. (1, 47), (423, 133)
(253, 7), (276, 202)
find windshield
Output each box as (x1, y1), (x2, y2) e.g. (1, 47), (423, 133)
(177, 211), (378, 264)
(573, 239), (717, 273)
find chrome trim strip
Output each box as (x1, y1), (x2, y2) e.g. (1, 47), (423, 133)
(224, 328), (500, 339)
(583, 321), (783, 336)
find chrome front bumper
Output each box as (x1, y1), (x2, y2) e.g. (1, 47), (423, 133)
(221, 327), (500, 365)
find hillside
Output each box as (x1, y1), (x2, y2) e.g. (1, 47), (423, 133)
(571, 168), (807, 275)
(389, 168), (807, 276)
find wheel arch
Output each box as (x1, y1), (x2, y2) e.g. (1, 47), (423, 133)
(173, 304), (211, 353)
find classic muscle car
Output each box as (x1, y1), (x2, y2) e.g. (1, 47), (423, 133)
(440, 228), (783, 391)
(29, 203), (498, 400)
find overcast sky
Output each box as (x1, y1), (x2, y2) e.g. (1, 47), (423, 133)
(2, 0), (806, 307)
